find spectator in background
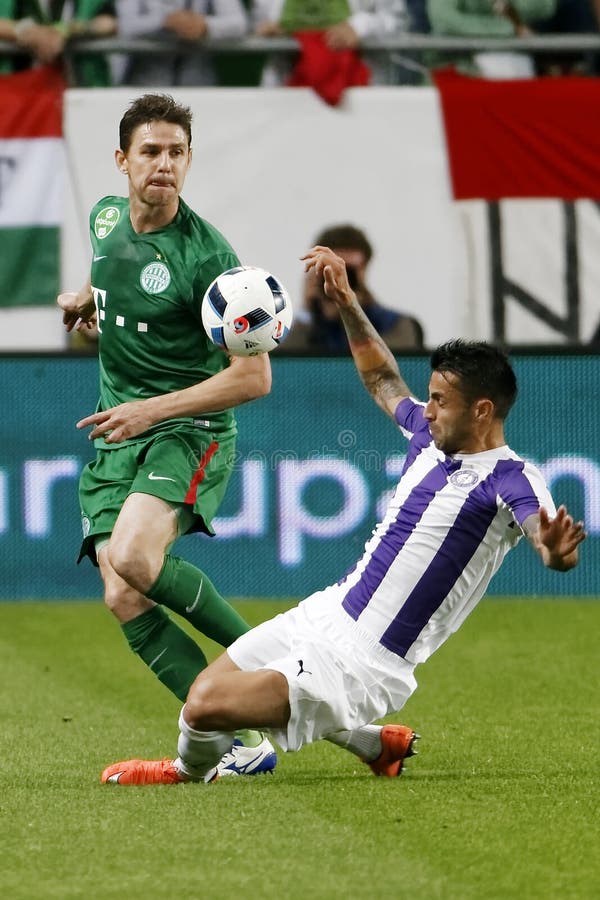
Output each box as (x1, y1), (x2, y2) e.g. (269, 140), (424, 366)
(251, 0), (409, 91)
(406, 0), (430, 31)
(281, 224), (424, 353)
(396, 0), (431, 83)
(113, 0), (247, 86)
(533, 0), (600, 75)
(427, 0), (558, 78)
(0, 0), (117, 84)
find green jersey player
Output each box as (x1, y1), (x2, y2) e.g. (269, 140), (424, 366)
(57, 93), (277, 777)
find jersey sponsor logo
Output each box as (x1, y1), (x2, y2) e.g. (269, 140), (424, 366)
(148, 472), (176, 482)
(81, 515), (91, 537)
(94, 206), (120, 239)
(93, 254), (107, 261)
(449, 469), (480, 488)
(140, 261), (171, 294)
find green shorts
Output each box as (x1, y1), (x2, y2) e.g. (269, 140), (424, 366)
(78, 427), (236, 565)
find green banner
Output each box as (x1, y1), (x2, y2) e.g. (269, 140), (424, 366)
(0, 354), (598, 599)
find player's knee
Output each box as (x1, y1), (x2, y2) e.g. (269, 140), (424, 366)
(103, 581), (125, 615)
(103, 580), (131, 616)
(106, 540), (135, 583)
(185, 678), (228, 729)
(107, 541), (152, 593)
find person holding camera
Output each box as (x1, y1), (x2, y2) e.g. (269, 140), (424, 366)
(280, 223), (424, 353)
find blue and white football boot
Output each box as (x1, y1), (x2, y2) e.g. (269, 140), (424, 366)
(215, 735), (277, 778)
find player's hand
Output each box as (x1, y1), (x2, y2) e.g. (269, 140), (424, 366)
(537, 505), (586, 570)
(77, 400), (156, 443)
(301, 246), (356, 309)
(58, 291), (96, 333)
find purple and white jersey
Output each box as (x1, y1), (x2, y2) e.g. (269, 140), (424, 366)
(333, 397), (555, 665)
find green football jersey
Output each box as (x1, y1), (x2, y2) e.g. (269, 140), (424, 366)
(88, 195), (240, 447)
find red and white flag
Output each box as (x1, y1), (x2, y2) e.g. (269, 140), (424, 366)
(434, 67), (600, 200)
(434, 68), (600, 344)
(0, 66), (65, 307)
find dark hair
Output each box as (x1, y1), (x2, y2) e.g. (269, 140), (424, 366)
(119, 94), (193, 153)
(430, 339), (518, 420)
(314, 224), (373, 264)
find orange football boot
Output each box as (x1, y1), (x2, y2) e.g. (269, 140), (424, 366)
(367, 725), (420, 777)
(101, 758), (186, 785)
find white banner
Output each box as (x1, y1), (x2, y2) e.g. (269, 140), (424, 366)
(56, 87), (600, 349)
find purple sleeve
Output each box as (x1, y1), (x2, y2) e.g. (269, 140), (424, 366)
(394, 396), (429, 438)
(497, 460), (556, 526)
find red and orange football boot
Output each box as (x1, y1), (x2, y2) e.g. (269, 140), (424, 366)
(101, 758), (186, 785)
(367, 725), (420, 777)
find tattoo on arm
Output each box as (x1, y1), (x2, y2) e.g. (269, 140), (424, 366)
(361, 364), (410, 409)
(338, 302), (411, 409)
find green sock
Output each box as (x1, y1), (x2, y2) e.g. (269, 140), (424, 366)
(121, 606), (207, 702)
(147, 555), (251, 647)
(234, 729), (264, 748)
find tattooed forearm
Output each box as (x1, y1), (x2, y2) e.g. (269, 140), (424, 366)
(361, 364), (410, 409)
(301, 246), (413, 415)
(338, 301), (393, 366)
(338, 303), (411, 408)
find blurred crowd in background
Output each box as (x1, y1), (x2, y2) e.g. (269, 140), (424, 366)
(1, 1), (600, 88)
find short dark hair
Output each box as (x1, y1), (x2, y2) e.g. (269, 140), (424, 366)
(119, 94), (193, 153)
(430, 339), (518, 420)
(314, 224), (373, 264)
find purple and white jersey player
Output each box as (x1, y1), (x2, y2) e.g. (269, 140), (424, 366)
(336, 395), (555, 666)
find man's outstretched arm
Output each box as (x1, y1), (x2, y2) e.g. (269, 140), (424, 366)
(302, 246), (413, 418)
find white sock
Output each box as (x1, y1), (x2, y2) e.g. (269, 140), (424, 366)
(325, 725), (383, 762)
(175, 707), (235, 781)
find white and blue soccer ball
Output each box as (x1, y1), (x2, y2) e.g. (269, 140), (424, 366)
(201, 266), (293, 356)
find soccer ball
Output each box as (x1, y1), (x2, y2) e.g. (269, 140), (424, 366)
(201, 266), (294, 356)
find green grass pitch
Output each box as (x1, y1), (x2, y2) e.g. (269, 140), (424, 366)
(0, 598), (598, 900)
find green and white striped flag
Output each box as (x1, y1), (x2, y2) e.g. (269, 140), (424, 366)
(0, 66), (65, 307)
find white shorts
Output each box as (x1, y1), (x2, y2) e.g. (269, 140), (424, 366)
(227, 588), (418, 752)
